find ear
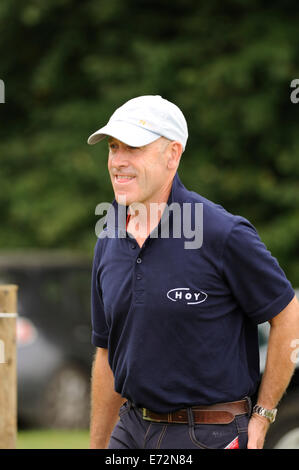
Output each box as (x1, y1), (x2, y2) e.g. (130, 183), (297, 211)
(167, 141), (183, 170)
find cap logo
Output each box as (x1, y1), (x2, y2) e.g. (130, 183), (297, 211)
(139, 119), (147, 125)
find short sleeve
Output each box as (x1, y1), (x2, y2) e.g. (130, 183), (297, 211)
(91, 240), (109, 348)
(222, 219), (295, 324)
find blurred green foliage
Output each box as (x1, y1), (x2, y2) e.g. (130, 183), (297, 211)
(17, 429), (89, 449)
(0, 0), (299, 284)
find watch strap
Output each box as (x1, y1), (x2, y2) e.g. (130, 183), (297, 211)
(252, 404), (277, 424)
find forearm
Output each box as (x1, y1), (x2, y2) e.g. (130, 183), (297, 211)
(248, 295), (299, 449)
(257, 321), (298, 409)
(257, 296), (299, 409)
(90, 348), (126, 449)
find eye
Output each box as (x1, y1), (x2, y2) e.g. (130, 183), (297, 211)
(108, 142), (118, 150)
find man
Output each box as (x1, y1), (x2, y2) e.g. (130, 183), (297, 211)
(88, 95), (299, 449)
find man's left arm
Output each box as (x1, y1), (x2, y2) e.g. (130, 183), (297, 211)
(247, 294), (299, 449)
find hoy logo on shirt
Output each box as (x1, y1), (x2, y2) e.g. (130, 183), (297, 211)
(167, 288), (208, 305)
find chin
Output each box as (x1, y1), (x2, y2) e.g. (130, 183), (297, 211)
(115, 192), (132, 206)
(112, 181), (142, 206)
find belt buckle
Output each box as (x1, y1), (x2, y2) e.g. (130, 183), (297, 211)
(142, 408), (150, 421)
(142, 408), (164, 423)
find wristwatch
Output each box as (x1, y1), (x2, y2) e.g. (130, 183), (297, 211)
(252, 404), (277, 424)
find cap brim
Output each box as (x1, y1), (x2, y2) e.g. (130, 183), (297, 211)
(87, 121), (161, 146)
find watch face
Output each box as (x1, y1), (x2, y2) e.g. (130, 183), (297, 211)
(269, 409), (277, 423)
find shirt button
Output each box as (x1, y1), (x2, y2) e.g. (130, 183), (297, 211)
(136, 274), (142, 280)
(136, 258), (142, 264)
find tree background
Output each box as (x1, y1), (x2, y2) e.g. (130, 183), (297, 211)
(0, 0), (299, 285)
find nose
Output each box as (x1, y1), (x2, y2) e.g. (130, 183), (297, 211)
(109, 148), (130, 168)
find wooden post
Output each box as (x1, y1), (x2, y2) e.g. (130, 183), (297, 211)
(0, 285), (18, 449)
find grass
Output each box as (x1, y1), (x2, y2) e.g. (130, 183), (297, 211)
(17, 429), (90, 449)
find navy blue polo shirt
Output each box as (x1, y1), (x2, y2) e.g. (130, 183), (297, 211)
(91, 172), (294, 413)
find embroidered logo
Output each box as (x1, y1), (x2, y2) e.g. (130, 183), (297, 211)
(166, 287), (208, 305)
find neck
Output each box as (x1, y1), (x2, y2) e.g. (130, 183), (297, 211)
(127, 179), (174, 242)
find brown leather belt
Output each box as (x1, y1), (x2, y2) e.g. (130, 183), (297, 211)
(142, 399), (250, 425)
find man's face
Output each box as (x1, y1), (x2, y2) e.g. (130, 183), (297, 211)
(107, 136), (172, 207)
